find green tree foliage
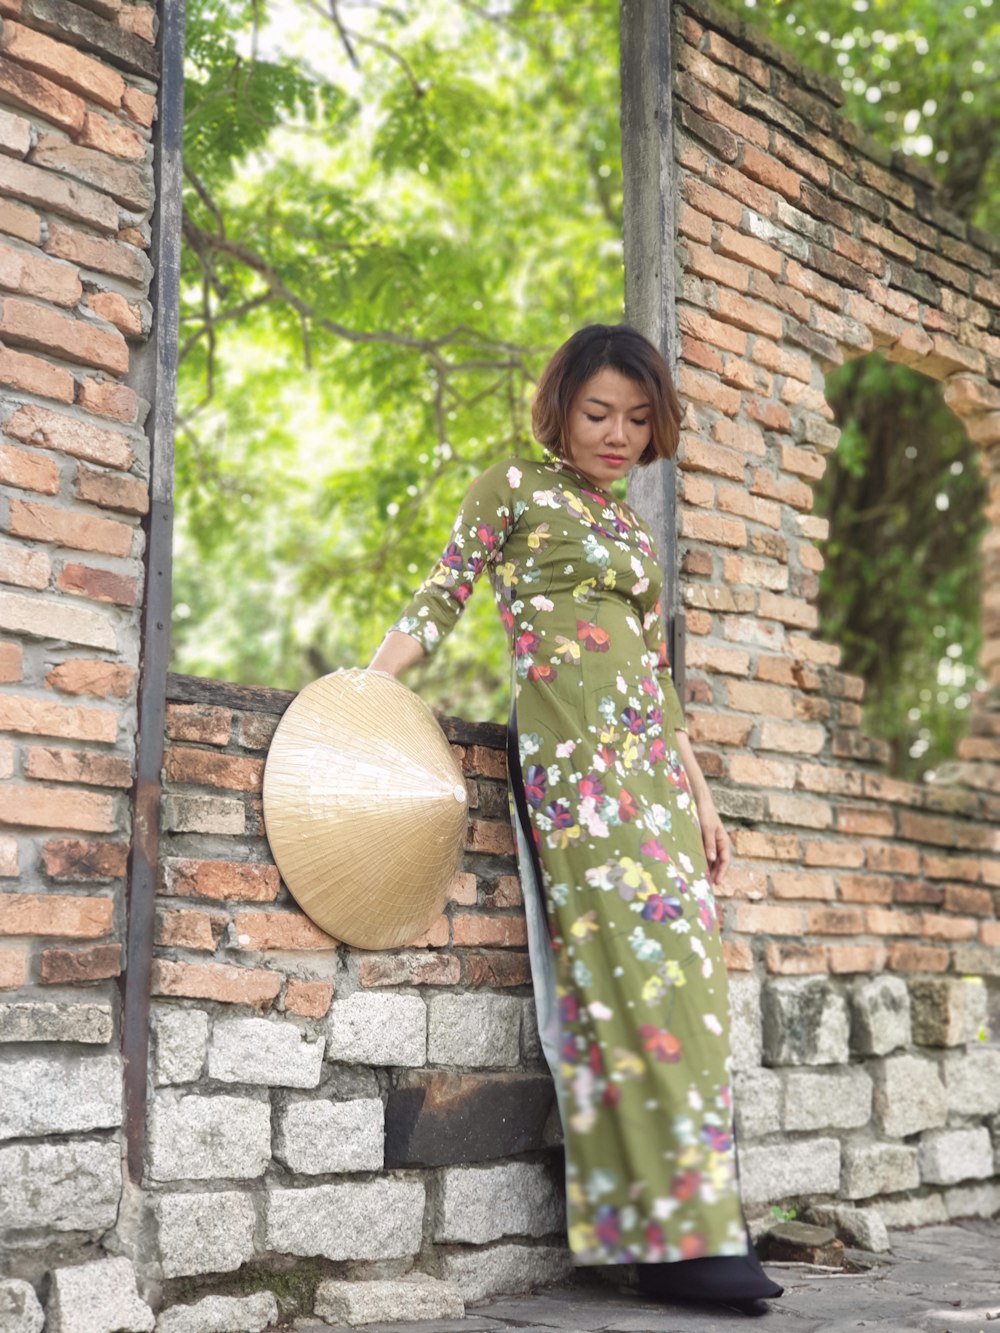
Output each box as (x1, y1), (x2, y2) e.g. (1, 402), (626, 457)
(724, 0), (997, 779)
(174, 0), (624, 720)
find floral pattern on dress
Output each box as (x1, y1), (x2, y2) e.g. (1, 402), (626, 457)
(391, 454), (747, 1266)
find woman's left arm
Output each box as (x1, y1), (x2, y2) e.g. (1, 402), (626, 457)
(675, 728), (731, 888)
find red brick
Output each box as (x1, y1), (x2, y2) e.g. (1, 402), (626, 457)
(5, 404), (136, 470)
(43, 837), (128, 880)
(451, 914), (528, 948)
(162, 857), (280, 903)
(0, 104), (30, 156)
(678, 307), (747, 355)
(0, 21), (125, 108)
(921, 913), (978, 942)
(0, 297), (128, 374)
(122, 84), (155, 127)
(447, 871), (478, 906)
(768, 870), (835, 900)
(45, 221), (150, 285)
(74, 466), (148, 515)
(76, 377), (141, 423)
(56, 560), (137, 606)
(0, 197), (40, 243)
(682, 176), (743, 226)
(40, 941), (121, 982)
(731, 903), (806, 934)
(461, 950), (532, 987)
(0, 947), (27, 987)
(740, 144), (800, 201)
(677, 367), (742, 416)
(827, 944), (886, 974)
(485, 875), (522, 909)
(359, 952), (461, 987)
(0, 693), (116, 741)
(0, 640), (22, 683)
(156, 907), (227, 951)
(9, 499), (134, 557)
(284, 977), (333, 1016)
(0, 537), (50, 589)
(0, 891), (112, 937)
(0, 836), (17, 876)
(85, 290), (144, 339)
(765, 941), (828, 974)
(0, 154), (118, 238)
(865, 908), (919, 936)
(164, 703), (232, 746)
(0, 782), (114, 831)
(465, 818), (515, 856)
(838, 874), (893, 905)
(78, 111), (145, 160)
(685, 241), (750, 292)
(25, 744), (132, 787)
(942, 884), (993, 916)
(722, 938), (753, 970)
(462, 745), (506, 779)
(32, 137), (152, 213)
(0, 53), (85, 134)
(1, 587), (115, 653)
(0, 237), (81, 306)
(164, 746), (264, 793)
(407, 914), (450, 948)
(807, 906), (866, 935)
(0, 343), (74, 403)
(119, 4), (155, 40)
(232, 910), (337, 951)
(714, 288), (783, 338)
(151, 958), (281, 1008)
(46, 658), (134, 698)
(715, 225), (783, 277)
(980, 921), (1000, 948)
(888, 941), (949, 972)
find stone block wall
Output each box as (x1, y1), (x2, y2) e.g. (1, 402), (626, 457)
(669, 0), (1000, 1232)
(0, 0), (158, 1290)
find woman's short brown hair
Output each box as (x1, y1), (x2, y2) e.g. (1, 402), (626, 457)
(531, 323), (681, 466)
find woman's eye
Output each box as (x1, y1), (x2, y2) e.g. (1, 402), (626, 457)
(632, 419), (648, 427)
(585, 414), (605, 423)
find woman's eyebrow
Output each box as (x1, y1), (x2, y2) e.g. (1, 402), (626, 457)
(584, 397), (651, 410)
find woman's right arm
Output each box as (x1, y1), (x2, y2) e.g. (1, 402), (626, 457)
(368, 629), (426, 678)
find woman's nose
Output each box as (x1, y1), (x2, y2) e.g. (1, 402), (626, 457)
(606, 418), (627, 443)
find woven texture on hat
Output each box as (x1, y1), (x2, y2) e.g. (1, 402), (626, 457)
(262, 668), (468, 949)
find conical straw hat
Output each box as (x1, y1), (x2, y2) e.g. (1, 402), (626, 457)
(262, 668), (468, 950)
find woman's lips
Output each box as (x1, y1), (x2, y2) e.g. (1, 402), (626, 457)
(601, 454), (627, 464)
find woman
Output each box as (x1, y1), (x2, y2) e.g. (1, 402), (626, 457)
(370, 324), (782, 1313)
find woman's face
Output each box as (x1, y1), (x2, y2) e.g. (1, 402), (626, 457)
(563, 367), (652, 491)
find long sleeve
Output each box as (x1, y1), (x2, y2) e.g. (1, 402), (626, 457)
(642, 596), (687, 734)
(388, 460), (520, 656)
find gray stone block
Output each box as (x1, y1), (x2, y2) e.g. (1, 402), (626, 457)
(737, 1138), (841, 1205)
(427, 994), (521, 1068)
(156, 1191), (257, 1278)
(918, 1126), (993, 1185)
(327, 993), (426, 1066)
(876, 1192), (948, 1229)
(762, 978), (849, 1066)
(314, 1275), (464, 1326)
(208, 1017), (325, 1088)
(266, 1178), (425, 1261)
(47, 1257), (154, 1333)
(910, 977), (988, 1047)
(148, 1094), (270, 1181)
(806, 1203), (890, 1253)
(728, 975), (762, 1072)
(440, 1242), (573, 1303)
(841, 1142), (919, 1199)
(0, 1279), (44, 1333)
(0, 1052), (122, 1139)
(521, 998), (542, 1063)
(155, 1292), (278, 1333)
(943, 1048), (1000, 1117)
(273, 1098), (383, 1174)
(733, 1068), (782, 1138)
(944, 1180), (1000, 1220)
(850, 975), (910, 1056)
(0, 1140), (119, 1231)
(436, 1162), (564, 1244)
(783, 1066), (872, 1132)
(872, 1053), (947, 1137)
(153, 1007), (209, 1085)
(0, 1001), (113, 1044)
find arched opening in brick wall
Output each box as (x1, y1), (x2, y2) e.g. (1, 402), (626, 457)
(815, 352), (988, 783)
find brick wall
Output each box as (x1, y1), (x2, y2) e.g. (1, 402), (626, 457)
(671, 0), (1000, 1234)
(0, 0), (159, 1294)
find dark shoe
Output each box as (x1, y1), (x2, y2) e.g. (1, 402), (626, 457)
(636, 1244), (783, 1307)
